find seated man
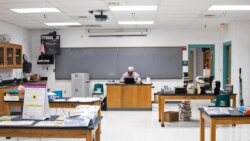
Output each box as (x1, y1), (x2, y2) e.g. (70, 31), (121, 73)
(120, 66), (141, 84)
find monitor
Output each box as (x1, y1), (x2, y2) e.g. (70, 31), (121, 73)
(124, 78), (135, 84)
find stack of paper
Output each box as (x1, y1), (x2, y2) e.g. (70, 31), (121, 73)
(4, 94), (19, 101)
(63, 116), (91, 127)
(34, 121), (64, 127)
(0, 116), (34, 126)
(0, 121), (34, 126)
(0, 116), (17, 121)
(68, 97), (100, 102)
(203, 107), (232, 115)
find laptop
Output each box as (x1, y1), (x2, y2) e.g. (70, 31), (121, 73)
(124, 78), (135, 84)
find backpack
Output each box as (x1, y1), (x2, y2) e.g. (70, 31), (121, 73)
(23, 54), (32, 73)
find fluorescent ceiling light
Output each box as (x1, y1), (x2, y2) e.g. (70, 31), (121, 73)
(209, 5), (250, 10)
(10, 8), (60, 13)
(119, 21), (154, 25)
(110, 6), (157, 11)
(45, 22), (81, 26)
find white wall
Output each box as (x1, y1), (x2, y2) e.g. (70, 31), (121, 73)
(30, 28), (223, 97)
(0, 20), (248, 105)
(224, 21), (250, 106)
(0, 21), (31, 80)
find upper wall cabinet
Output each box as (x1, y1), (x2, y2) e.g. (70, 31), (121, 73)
(0, 43), (5, 67)
(0, 42), (22, 69)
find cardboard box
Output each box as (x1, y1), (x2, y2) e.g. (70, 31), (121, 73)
(164, 111), (179, 122)
(30, 74), (41, 81)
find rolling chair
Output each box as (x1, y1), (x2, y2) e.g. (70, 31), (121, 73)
(215, 94), (230, 107)
(92, 83), (106, 110)
(214, 93), (235, 126)
(92, 83), (104, 96)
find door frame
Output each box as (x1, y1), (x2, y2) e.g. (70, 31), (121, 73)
(188, 44), (215, 79)
(223, 41), (232, 88)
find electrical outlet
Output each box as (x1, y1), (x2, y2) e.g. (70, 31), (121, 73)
(64, 90), (66, 94)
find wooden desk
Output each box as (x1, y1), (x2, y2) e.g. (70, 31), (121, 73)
(3, 98), (101, 116)
(0, 116), (102, 141)
(158, 94), (237, 127)
(199, 108), (250, 141)
(107, 84), (152, 110)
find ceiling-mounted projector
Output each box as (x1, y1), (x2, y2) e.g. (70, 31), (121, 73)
(89, 10), (108, 22)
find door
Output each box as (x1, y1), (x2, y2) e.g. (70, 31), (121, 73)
(225, 46), (231, 84)
(227, 47), (231, 84)
(188, 44), (215, 79)
(223, 42), (232, 87)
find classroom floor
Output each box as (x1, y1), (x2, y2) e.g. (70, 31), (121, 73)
(1, 101), (250, 141)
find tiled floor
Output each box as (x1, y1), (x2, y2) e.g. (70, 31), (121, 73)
(1, 101), (250, 141)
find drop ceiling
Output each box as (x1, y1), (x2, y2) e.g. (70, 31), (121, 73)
(0, 0), (249, 29)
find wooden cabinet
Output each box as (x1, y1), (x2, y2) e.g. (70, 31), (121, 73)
(107, 84), (152, 110)
(0, 86), (17, 115)
(0, 42), (22, 69)
(15, 45), (22, 67)
(0, 80), (47, 115)
(6, 46), (14, 67)
(106, 85), (122, 108)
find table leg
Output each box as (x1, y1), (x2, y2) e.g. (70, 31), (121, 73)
(96, 123), (101, 141)
(232, 96), (236, 107)
(200, 112), (205, 141)
(86, 131), (92, 141)
(210, 119), (216, 141)
(160, 96), (165, 127)
(158, 95), (161, 122)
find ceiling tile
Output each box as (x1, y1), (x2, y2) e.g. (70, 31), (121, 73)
(0, 0), (250, 29)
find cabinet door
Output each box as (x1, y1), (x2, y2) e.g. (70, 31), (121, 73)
(6, 46), (14, 67)
(137, 85), (152, 108)
(107, 85), (122, 108)
(0, 46), (4, 67)
(122, 85), (138, 108)
(15, 45), (22, 67)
